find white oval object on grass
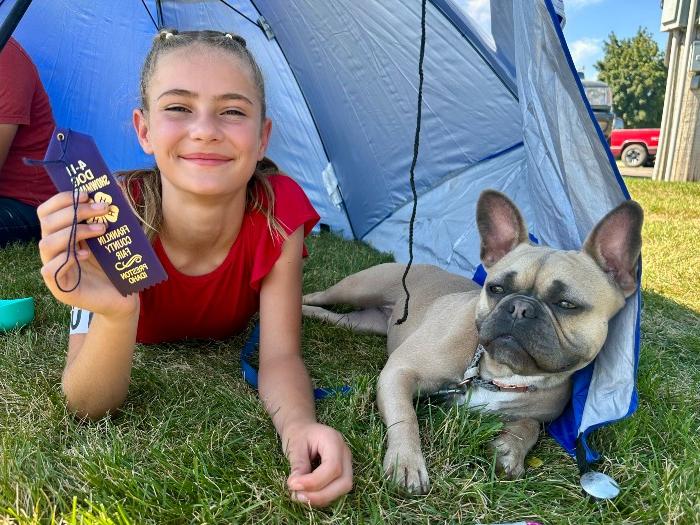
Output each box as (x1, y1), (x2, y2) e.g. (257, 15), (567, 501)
(580, 471), (620, 499)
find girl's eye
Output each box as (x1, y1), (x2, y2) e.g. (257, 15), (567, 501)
(556, 300), (577, 310)
(488, 284), (504, 294)
(165, 106), (190, 113)
(223, 108), (245, 116)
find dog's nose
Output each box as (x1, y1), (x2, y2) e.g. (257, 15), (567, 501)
(508, 298), (537, 319)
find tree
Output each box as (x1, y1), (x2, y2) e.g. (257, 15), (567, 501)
(595, 28), (667, 128)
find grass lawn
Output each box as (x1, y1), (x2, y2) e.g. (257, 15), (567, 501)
(0, 177), (698, 524)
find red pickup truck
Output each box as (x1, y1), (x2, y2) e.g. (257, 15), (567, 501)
(609, 128), (660, 168)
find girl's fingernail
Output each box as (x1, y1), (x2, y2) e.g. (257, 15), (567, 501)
(77, 249), (90, 258)
(293, 492), (309, 503)
(289, 483), (302, 491)
(89, 223), (105, 231)
(91, 202), (107, 209)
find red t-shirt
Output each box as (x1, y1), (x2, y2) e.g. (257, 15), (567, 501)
(0, 38), (57, 206)
(136, 174), (320, 343)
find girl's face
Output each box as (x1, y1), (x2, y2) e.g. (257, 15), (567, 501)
(133, 44), (271, 198)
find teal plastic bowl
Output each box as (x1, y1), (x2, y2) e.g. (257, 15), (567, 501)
(0, 297), (35, 331)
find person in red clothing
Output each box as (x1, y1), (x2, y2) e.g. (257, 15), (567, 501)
(0, 37), (56, 246)
(36, 30), (352, 507)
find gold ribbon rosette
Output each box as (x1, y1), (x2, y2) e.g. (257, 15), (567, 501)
(86, 191), (120, 224)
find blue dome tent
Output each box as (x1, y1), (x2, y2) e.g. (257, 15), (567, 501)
(1, 0), (641, 469)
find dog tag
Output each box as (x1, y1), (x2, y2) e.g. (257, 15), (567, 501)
(580, 471), (620, 499)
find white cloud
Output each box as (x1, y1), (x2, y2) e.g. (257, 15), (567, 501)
(566, 0), (605, 10)
(462, 0), (491, 29)
(569, 37), (604, 73)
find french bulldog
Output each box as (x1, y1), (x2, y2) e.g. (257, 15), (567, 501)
(303, 190), (643, 493)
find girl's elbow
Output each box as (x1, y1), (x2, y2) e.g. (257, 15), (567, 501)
(61, 379), (126, 421)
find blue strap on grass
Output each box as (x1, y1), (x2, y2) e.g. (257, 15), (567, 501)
(240, 322), (352, 400)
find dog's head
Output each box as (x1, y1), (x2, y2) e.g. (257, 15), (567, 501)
(474, 190), (643, 378)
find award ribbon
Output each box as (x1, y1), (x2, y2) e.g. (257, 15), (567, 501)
(31, 128), (168, 296)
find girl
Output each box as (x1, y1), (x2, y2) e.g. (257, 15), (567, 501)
(37, 30), (352, 507)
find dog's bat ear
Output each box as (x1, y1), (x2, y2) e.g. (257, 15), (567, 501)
(583, 200), (643, 298)
(477, 190), (529, 268)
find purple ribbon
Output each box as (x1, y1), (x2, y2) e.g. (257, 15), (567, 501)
(34, 128), (167, 296)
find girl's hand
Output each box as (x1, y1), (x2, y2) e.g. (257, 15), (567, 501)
(284, 422), (353, 507)
(37, 191), (138, 318)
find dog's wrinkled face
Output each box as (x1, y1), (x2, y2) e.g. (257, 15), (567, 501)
(473, 191), (643, 377)
(475, 245), (625, 375)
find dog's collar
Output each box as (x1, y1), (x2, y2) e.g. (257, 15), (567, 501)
(423, 345), (537, 401)
(429, 345), (537, 399)
(463, 344), (537, 393)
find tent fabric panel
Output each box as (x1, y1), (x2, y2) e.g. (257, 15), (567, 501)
(3, 0), (155, 170)
(432, 0), (517, 94)
(363, 145), (528, 276)
(257, 0), (522, 238)
(514, 0), (627, 249)
(489, 0), (517, 78)
(578, 302), (639, 438)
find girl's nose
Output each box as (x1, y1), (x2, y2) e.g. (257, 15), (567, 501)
(190, 114), (222, 142)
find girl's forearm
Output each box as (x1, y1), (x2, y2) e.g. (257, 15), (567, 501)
(61, 310), (139, 419)
(258, 354), (317, 439)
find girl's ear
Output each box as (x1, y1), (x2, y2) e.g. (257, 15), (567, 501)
(133, 108), (154, 155)
(257, 118), (272, 161)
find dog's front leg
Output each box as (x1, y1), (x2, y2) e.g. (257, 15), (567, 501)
(376, 363), (431, 494)
(490, 417), (540, 479)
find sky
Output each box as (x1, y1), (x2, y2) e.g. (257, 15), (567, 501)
(462, 0), (668, 80)
(561, 0), (666, 80)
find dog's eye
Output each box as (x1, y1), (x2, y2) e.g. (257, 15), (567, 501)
(488, 284), (504, 294)
(556, 300), (577, 309)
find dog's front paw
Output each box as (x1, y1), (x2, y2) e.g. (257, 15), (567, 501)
(301, 304), (324, 316)
(490, 433), (527, 479)
(383, 445), (430, 494)
(302, 292), (323, 305)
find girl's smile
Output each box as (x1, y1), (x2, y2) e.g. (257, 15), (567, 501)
(179, 152), (234, 167)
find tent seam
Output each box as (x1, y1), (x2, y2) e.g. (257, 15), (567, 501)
(360, 141), (524, 240)
(429, 0), (518, 100)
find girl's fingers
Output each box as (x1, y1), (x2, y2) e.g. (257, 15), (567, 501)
(288, 429), (353, 506)
(286, 442), (312, 483)
(294, 446), (353, 507)
(40, 250), (81, 292)
(289, 430), (348, 493)
(39, 201), (109, 237)
(38, 223), (106, 264)
(40, 245), (95, 294)
(291, 451), (343, 493)
(37, 191), (89, 219)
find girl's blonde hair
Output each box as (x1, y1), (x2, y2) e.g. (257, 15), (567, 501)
(121, 29), (285, 241)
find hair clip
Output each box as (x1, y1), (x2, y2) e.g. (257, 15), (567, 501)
(223, 33), (247, 47)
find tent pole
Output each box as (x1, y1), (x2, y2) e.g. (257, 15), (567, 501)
(0, 0), (33, 52)
(155, 0), (164, 29)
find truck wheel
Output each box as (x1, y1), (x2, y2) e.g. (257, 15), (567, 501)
(621, 144), (647, 168)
